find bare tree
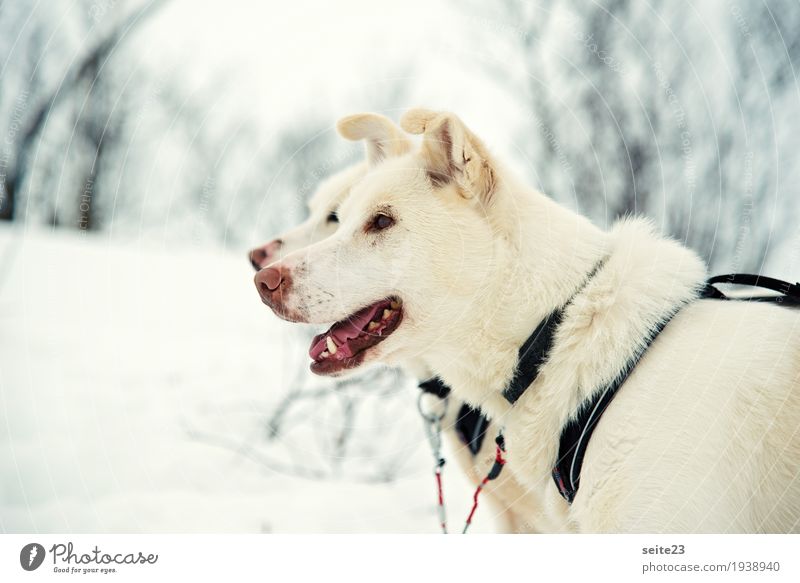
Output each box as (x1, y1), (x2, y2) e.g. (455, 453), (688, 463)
(0, 0), (170, 223)
(184, 365), (418, 483)
(464, 0), (800, 271)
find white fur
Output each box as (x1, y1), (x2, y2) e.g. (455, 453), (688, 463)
(272, 163), (368, 259)
(261, 113), (414, 263)
(268, 109), (800, 533)
(256, 115), (541, 532)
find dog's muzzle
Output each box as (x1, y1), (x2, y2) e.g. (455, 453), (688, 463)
(254, 265), (295, 317)
(248, 239), (283, 271)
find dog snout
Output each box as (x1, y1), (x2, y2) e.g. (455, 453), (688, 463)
(260, 266), (283, 291)
(248, 239), (283, 271)
(254, 263), (293, 312)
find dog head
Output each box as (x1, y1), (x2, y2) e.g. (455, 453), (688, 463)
(256, 110), (504, 376)
(248, 165), (364, 270)
(248, 113), (411, 270)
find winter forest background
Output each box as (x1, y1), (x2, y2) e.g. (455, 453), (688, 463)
(1, 0), (799, 532)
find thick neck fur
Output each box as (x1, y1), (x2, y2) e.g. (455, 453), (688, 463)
(424, 167), (609, 416)
(423, 163), (707, 482)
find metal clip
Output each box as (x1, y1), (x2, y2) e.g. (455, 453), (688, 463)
(418, 391), (449, 533)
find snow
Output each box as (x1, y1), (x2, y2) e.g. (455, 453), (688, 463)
(0, 226), (490, 533)
(3, 0), (797, 535)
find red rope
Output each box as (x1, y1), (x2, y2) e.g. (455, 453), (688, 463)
(462, 441), (506, 534)
(434, 463), (447, 533)
(464, 477), (489, 530)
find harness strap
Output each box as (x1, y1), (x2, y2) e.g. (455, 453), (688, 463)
(455, 404), (490, 456)
(418, 378), (451, 399)
(502, 311), (564, 404)
(503, 258), (608, 405)
(552, 272), (800, 504)
(419, 379), (492, 455)
(423, 270), (799, 511)
(551, 314), (676, 503)
(703, 273), (800, 304)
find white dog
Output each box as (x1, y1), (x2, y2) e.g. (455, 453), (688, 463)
(248, 113), (409, 270)
(256, 109), (800, 532)
(250, 113), (543, 533)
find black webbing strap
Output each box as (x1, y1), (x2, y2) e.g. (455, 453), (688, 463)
(502, 310), (565, 405)
(552, 314), (676, 503)
(455, 404), (490, 456)
(418, 378), (451, 399)
(702, 273), (800, 305)
(486, 433), (506, 480)
(503, 257), (608, 405)
(418, 378), (492, 456)
(423, 271), (799, 505)
(554, 271), (799, 504)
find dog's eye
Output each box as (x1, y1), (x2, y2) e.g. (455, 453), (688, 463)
(326, 210), (339, 224)
(369, 213), (395, 232)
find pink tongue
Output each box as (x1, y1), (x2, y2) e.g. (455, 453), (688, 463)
(309, 336), (327, 360)
(308, 303), (382, 359)
(331, 304), (381, 343)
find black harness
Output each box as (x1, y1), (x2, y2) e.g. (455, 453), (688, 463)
(418, 378), (489, 456)
(548, 313), (676, 502)
(419, 271), (800, 505)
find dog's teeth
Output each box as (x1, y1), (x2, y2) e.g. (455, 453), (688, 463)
(320, 350), (329, 359)
(382, 309), (392, 320)
(326, 336), (337, 355)
(390, 301), (400, 310)
(368, 321), (380, 331)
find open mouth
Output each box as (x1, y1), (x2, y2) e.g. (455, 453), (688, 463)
(308, 297), (403, 374)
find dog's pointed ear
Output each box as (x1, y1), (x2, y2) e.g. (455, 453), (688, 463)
(336, 113), (411, 166)
(400, 109), (496, 204)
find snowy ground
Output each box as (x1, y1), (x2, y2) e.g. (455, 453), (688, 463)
(0, 226), (488, 533)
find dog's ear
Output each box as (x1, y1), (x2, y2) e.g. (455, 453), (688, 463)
(400, 109), (496, 204)
(336, 113), (411, 166)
